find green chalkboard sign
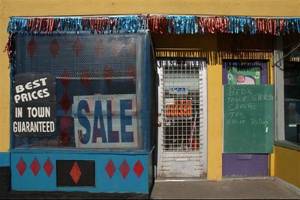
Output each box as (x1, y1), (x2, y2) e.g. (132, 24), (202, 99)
(224, 85), (274, 153)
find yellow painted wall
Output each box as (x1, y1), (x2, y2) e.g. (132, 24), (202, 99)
(0, 0), (10, 152)
(1, 0), (300, 17)
(274, 146), (300, 188)
(270, 152), (275, 177)
(0, 0), (300, 182)
(207, 65), (223, 180)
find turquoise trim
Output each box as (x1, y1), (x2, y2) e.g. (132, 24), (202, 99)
(11, 150), (153, 193)
(0, 152), (10, 167)
(11, 148), (152, 155)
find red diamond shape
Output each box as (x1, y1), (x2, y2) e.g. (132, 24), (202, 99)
(43, 159), (53, 177)
(104, 66), (113, 80)
(16, 158), (26, 176)
(59, 91), (71, 113)
(95, 40), (104, 57)
(73, 38), (83, 57)
(111, 45), (121, 57)
(49, 39), (60, 58)
(60, 117), (72, 130)
(59, 117), (72, 145)
(60, 129), (70, 145)
(105, 160), (116, 178)
(30, 158), (40, 176)
(27, 38), (37, 58)
(60, 70), (70, 87)
(69, 162), (81, 184)
(133, 160), (144, 177)
(128, 67), (136, 78)
(80, 70), (91, 87)
(119, 160), (130, 179)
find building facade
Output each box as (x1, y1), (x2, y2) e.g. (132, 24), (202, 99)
(0, 0), (300, 194)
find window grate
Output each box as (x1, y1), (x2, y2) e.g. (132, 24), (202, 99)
(158, 60), (205, 152)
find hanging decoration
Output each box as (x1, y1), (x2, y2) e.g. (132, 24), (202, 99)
(27, 37), (37, 58)
(166, 16), (198, 34)
(148, 15), (168, 34)
(7, 15), (300, 36)
(8, 16), (148, 34)
(156, 49), (275, 85)
(198, 17), (229, 34)
(49, 39), (60, 58)
(5, 15), (300, 65)
(155, 50), (273, 66)
(4, 33), (16, 65)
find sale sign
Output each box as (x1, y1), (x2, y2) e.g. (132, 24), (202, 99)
(73, 94), (138, 148)
(165, 99), (192, 117)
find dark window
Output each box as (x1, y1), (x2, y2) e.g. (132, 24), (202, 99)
(12, 33), (144, 150)
(284, 62), (300, 144)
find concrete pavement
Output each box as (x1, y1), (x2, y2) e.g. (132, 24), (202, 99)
(1, 177), (299, 199)
(151, 177), (300, 199)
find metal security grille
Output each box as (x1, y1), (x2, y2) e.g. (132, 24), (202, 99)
(13, 33), (146, 149)
(157, 59), (207, 178)
(15, 34), (137, 78)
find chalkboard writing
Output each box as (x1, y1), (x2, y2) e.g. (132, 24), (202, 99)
(224, 85), (274, 153)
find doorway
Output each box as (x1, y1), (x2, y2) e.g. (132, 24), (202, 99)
(157, 58), (207, 178)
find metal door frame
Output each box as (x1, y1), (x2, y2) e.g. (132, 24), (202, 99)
(156, 58), (207, 178)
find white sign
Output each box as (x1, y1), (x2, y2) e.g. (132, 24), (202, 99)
(13, 74), (55, 136)
(73, 94), (138, 148)
(169, 87), (189, 95)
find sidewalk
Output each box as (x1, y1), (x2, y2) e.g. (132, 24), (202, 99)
(151, 177), (300, 199)
(1, 177), (299, 199)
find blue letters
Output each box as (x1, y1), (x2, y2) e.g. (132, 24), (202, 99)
(77, 100), (91, 144)
(120, 99), (134, 142)
(107, 100), (119, 143)
(76, 97), (135, 145)
(93, 100), (107, 143)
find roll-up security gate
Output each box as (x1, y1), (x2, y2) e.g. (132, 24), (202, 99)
(157, 59), (207, 178)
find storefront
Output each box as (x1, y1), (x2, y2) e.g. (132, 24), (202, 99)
(153, 32), (275, 179)
(6, 18), (156, 193)
(1, 12), (300, 194)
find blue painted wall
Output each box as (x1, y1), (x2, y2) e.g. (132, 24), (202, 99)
(11, 150), (153, 193)
(0, 152), (10, 167)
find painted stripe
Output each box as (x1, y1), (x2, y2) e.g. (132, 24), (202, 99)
(11, 151), (151, 193)
(11, 148), (151, 155)
(207, 64), (222, 180)
(0, 152), (10, 167)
